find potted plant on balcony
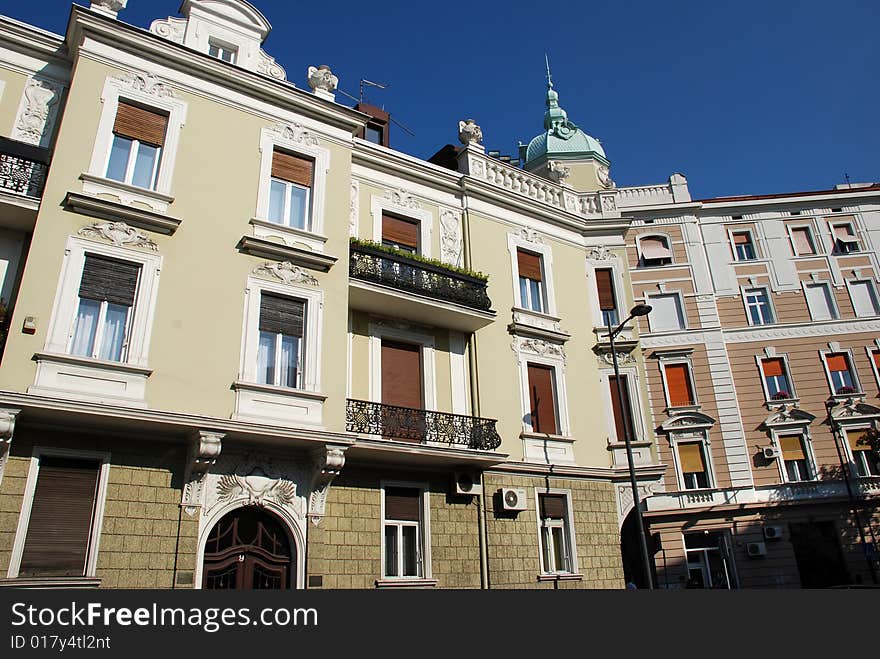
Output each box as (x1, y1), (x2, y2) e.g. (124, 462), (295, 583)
(836, 386), (856, 395)
(771, 391), (791, 401)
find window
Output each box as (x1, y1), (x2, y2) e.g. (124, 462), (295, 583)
(69, 254), (141, 363)
(538, 493), (574, 574)
(678, 441), (710, 489)
(744, 287), (774, 325)
(847, 430), (880, 477)
(366, 125), (384, 145)
(527, 363), (558, 434)
(257, 292), (304, 389)
(731, 231), (756, 261)
(684, 532), (734, 589)
(517, 249), (545, 313)
(105, 101), (168, 190)
(383, 487), (424, 578)
(830, 222), (860, 254)
(594, 268), (619, 326)
(824, 352), (858, 395)
(208, 41), (237, 63)
(663, 362), (696, 408)
(268, 150), (313, 230)
(646, 293), (686, 331)
(13, 454), (106, 578)
(871, 349), (880, 389)
(382, 213), (419, 254)
(848, 280), (880, 317)
(790, 226), (817, 256)
(778, 434), (814, 482)
(638, 235), (673, 267)
(804, 282), (837, 321)
(608, 374), (635, 441)
(761, 358), (793, 400)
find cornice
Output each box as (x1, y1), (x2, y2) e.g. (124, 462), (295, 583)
(486, 461), (666, 481)
(724, 318), (880, 343)
(700, 188), (880, 210)
(0, 14), (66, 62)
(352, 140), (464, 191)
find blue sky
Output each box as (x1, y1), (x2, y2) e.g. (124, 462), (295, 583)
(7, 1), (879, 198)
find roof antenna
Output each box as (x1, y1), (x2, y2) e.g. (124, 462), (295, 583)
(336, 78), (416, 137)
(844, 172), (851, 186)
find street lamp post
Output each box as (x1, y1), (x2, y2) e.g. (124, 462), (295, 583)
(607, 303), (654, 590)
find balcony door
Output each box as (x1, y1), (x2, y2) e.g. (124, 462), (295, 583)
(381, 339), (425, 442)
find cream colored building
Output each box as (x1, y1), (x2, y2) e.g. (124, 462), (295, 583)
(0, 0), (659, 589)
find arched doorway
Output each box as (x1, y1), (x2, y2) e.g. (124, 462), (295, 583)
(202, 506), (294, 589)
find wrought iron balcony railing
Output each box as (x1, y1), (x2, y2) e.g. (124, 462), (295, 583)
(349, 242), (492, 312)
(0, 137), (50, 199)
(346, 398), (502, 451)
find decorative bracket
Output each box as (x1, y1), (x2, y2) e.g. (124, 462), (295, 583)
(181, 429), (224, 516)
(308, 445), (347, 526)
(0, 408), (21, 486)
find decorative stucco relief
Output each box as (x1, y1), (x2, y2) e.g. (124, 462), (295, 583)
(252, 261), (318, 286)
(77, 221), (158, 251)
(12, 78), (63, 147)
(439, 208), (462, 266)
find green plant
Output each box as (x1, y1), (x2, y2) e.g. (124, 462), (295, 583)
(349, 237), (488, 281)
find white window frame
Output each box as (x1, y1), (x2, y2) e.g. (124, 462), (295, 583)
(728, 228), (758, 262)
(7, 447), (111, 579)
(754, 353), (797, 402)
(820, 349), (862, 396)
(636, 233), (674, 268)
(533, 488), (579, 576)
(866, 343), (880, 391)
(240, 275), (323, 392)
(379, 480), (431, 581)
(659, 357), (699, 410)
(370, 194), (433, 258)
(802, 281), (839, 321)
(828, 220), (861, 254)
(669, 432), (714, 491)
(368, 323), (437, 411)
(208, 39), (238, 64)
(683, 530), (736, 589)
(769, 429), (817, 484)
(587, 260), (625, 329)
(507, 232), (557, 316)
(255, 127), (331, 251)
(105, 134), (162, 190)
(741, 285), (776, 326)
(841, 424), (880, 478)
(786, 223), (819, 256)
(845, 278), (880, 318)
(42, 236), (162, 368)
(86, 74), (187, 202)
(599, 366), (647, 443)
(645, 291), (687, 332)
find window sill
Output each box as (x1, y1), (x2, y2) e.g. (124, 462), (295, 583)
(765, 397), (800, 409)
(64, 191), (182, 235)
(509, 307), (570, 342)
(538, 573), (583, 583)
(666, 404), (701, 414)
(232, 380), (326, 426)
(237, 235), (337, 272)
(32, 352), (152, 375)
(521, 432), (576, 464)
(0, 576), (102, 589)
(250, 217), (327, 254)
(80, 172), (174, 213)
(29, 352), (152, 407)
(375, 578), (438, 589)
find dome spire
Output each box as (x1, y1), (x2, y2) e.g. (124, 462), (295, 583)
(543, 54), (570, 131)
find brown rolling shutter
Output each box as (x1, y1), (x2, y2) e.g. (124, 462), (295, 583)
(791, 228), (814, 254)
(381, 340), (422, 409)
(873, 350), (880, 371)
(608, 375), (632, 440)
(78, 254), (141, 307)
(113, 101), (168, 146)
(732, 232), (750, 245)
(384, 487), (420, 521)
(382, 214), (419, 250)
(595, 269), (615, 311)
(779, 435), (806, 461)
(665, 363), (694, 407)
(259, 293), (305, 337)
(517, 249), (542, 281)
(761, 358), (785, 377)
(271, 150), (313, 187)
(539, 493), (566, 520)
(678, 443), (705, 474)
(18, 457), (100, 577)
(527, 364), (557, 435)
(826, 353), (849, 373)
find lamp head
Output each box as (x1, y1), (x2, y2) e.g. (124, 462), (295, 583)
(630, 304), (652, 317)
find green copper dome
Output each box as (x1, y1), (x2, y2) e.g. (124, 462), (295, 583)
(521, 76), (607, 165)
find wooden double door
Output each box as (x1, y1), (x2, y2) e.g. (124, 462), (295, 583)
(202, 507), (293, 590)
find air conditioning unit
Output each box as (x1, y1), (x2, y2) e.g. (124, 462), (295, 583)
(747, 541), (767, 557)
(763, 526), (784, 541)
(499, 487), (528, 512)
(763, 446), (780, 460)
(452, 471), (482, 496)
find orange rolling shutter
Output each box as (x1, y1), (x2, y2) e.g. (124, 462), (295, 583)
(665, 363), (694, 407)
(595, 269), (616, 311)
(382, 214), (419, 250)
(826, 353), (849, 373)
(761, 358), (785, 377)
(527, 364), (557, 435)
(517, 249), (543, 281)
(678, 443), (705, 473)
(609, 375), (632, 440)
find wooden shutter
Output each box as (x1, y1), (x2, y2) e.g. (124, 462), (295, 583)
(382, 214), (419, 250)
(259, 293), (305, 337)
(517, 249), (543, 281)
(78, 254), (141, 307)
(527, 364), (557, 435)
(791, 228), (813, 254)
(779, 435), (806, 461)
(608, 375), (632, 440)
(678, 443), (705, 473)
(539, 493), (566, 520)
(271, 150), (313, 187)
(18, 457), (100, 577)
(826, 353), (849, 373)
(595, 269), (616, 311)
(384, 487), (420, 521)
(761, 358), (785, 377)
(665, 363), (694, 407)
(381, 340), (422, 409)
(113, 101), (168, 146)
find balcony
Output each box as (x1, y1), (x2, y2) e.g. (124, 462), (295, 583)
(346, 398), (502, 451)
(348, 241), (495, 332)
(0, 136), (51, 231)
